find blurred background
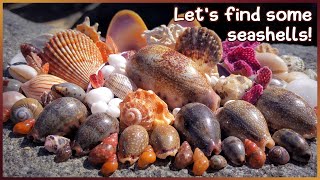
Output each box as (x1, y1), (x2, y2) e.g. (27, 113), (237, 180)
(4, 3), (317, 46)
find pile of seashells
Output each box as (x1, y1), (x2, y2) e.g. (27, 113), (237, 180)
(3, 9), (317, 176)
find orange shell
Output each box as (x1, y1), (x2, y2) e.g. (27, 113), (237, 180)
(107, 10), (147, 52)
(13, 118), (36, 135)
(41, 29), (103, 89)
(244, 139), (266, 169)
(168, 13), (201, 27)
(119, 89), (174, 131)
(192, 148), (209, 176)
(76, 17), (101, 43)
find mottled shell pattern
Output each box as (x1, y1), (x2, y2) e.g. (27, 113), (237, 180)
(280, 55), (305, 72)
(44, 135), (71, 153)
(119, 89), (174, 131)
(41, 29), (104, 89)
(104, 73), (137, 100)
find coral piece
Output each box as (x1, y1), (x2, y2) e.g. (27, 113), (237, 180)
(244, 139), (266, 169)
(10, 98), (43, 124)
(13, 118), (36, 135)
(241, 84), (263, 105)
(90, 70), (105, 89)
(222, 40), (260, 58)
(192, 148), (209, 176)
(137, 145), (157, 169)
(254, 66), (272, 89)
(142, 24), (186, 49)
(255, 43), (279, 55)
(168, 13), (201, 27)
(222, 136), (245, 166)
(107, 10), (147, 52)
(76, 16), (101, 43)
(119, 89), (174, 131)
(280, 55), (305, 72)
(104, 73), (137, 100)
(174, 141), (194, 169)
(268, 146), (290, 165)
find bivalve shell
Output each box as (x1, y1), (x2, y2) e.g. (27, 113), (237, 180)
(104, 73), (137, 99)
(8, 65), (38, 83)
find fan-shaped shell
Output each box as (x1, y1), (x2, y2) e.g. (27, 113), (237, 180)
(41, 29), (103, 89)
(104, 73), (137, 99)
(119, 89), (174, 131)
(21, 74), (66, 101)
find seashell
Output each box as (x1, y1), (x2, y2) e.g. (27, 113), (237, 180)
(88, 133), (118, 165)
(222, 136), (245, 166)
(21, 74), (67, 101)
(137, 145), (157, 169)
(28, 97), (88, 142)
(95, 36), (119, 62)
(101, 65), (115, 79)
(44, 135), (71, 153)
(150, 124), (180, 159)
(40, 91), (55, 107)
(9, 65), (38, 83)
(13, 118), (36, 135)
(244, 139), (266, 169)
(106, 104), (121, 119)
(210, 155), (227, 170)
(3, 78), (22, 92)
(274, 71), (309, 83)
(51, 83), (86, 102)
(174, 141), (194, 169)
(41, 29), (104, 89)
(101, 154), (118, 176)
(127, 45), (221, 111)
(256, 87), (317, 139)
(255, 52), (288, 74)
(85, 87), (114, 107)
(72, 112), (119, 156)
(272, 129), (311, 163)
(55, 141), (72, 163)
(174, 103), (221, 156)
(255, 43), (279, 55)
(217, 100), (275, 151)
(76, 16), (101, 43)
(119, 89), (174, 131)
(268, 77), (287, 88)
(168, 13), (201, 27)
(108, 54), (127, 68)
(192, 148), (209, 176)
(175, 27), (222, 75)
(304, 69), (317, 80)
(91, 101), (108, 114)
(3, 91), (26, 122)
(10, 98), (43, 124)
(280, 55), (305, 72)
(118, 125), (149, 165)
(21, 43), (49, 74)
(213, 74), (253, 105)
(108, 98), (122, 108)
(172, 108), (181, 117)
(107, 10), (147, 52)
(286, 78), (317, 108)
(104, 73), (137, 99)
(268, 146), (290, 165)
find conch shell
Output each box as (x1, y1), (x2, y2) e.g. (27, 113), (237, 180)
(119, 89), (174, 131)
(41, 29), (103, 89)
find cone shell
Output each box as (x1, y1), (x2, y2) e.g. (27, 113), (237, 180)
(21, 74), (67, 101)
(104, 73), (137, 100)
(41, 29), (103, 89)
(175, 27), (222, 75)
(119, 89), (174, 131)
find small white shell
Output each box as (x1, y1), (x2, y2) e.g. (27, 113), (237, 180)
(108, 98), (123, 108)
(104, 73), (137, 99)
(101, 65), (115, 79)
(108, 54), (127, 68)
(9, 65), (38, 83)
(85, 87), (114, 107)
(91, 101), (109, 114)
(44, 135), (70, 153)
(255, 53), (288, 74)
(106, 104), (121, 118)
(286, 78), (317, 108)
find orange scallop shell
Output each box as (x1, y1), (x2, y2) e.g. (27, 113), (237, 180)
(41, 29), (103, 89)
(119, 89), (174, 131)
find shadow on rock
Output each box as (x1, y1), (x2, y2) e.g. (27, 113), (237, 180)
(83, 157), (99, 170)
(154, 157), (172, 167)
(37, 147), (51, 156)
(19, 136), (38, 148)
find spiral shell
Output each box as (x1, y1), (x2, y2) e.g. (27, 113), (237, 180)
(41, 29), (103, 89)
(119, 89), (174, 131)
(10, 98), (43, 124)
(174, 141), (194, 169)
(104, 73), (137, 99)
(268, 146), (290, 165)
(3, 91), (26, 122)
(21, 74), (67, 101)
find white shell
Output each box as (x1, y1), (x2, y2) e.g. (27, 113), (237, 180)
(172, 108), (181, 117)
(304, 69), (317, 80)
(255, 52), (288, 74)
(108, 98), (123, 108)
(85, 87), (114, 107)
(280, 55), (305, 72)
(91, 101), (109, 114)
(286, 79), (317, 108)
(106, 104), (121, 118)
(9, 65), (38, 83)
(101, 65), (115, 79)
(274, 71), (310, 83)
(108, 54), (127, 68)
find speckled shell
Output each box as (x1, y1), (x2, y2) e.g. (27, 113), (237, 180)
(104, 73), (137, 99)
(174, 141), (194, 169)
(268, 146), (290, 165)
(174, 103), (221, 156)
(44, 135), (71, 153)
(280, 55), (305, 72)
(119, 89), (174, 131)
(217, 100), (275, 151)
(210, 155), (227, 170)
(222, 136), (245, 166)
(28, 97), (88, 142)
(255, 52), (288, 74)
(10, 98), (43, 124)
(150, 124), (180, 159)
(21, 74), (67, 101)
(41, 30), (103, 89)
(118, 125), (149, 164)
(272, 129), (311, 163)
(72, 112), (119, 156)
(256, 87), (317, 139)
(51, 83), (86, 102)
(127, 45), (221, 111)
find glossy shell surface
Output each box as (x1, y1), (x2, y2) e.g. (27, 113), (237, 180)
(10, 98), (43, 124)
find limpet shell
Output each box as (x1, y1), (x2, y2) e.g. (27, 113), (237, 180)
(104, 73), (137, 99)
(8, 64), (38, 83)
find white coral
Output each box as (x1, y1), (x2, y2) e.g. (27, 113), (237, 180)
(142, 24), (186, 49)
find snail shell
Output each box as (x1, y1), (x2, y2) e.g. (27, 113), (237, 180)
(118, 125), (149, 165)
(174, 102), (221, 156)
(272, 129), (311, 163)
(126, 44), (221, 111)
(44, 135), (71, 153)
(217, 100), (275, 151)
(244, 139), (266, 169)
(28, 97), (88, 142)
(150, 124), (180, 159)
(72, 113), (119, 156)
(174, 141), (194, 169)
(192, 148), (209, 176)
(222, 136), (245, 166)
(256, 87), (317, 139)
(268, 146), (290, 165)
(3, 91), (26, 122)
(51, 83), (86, 102)
(210, 155), (227, 170)
(10, 98), (43, 124)
(104, 73), (137, 99)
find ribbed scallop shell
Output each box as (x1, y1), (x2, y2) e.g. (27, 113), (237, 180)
(119, 89), (174, 131)
(21, 74), (66, 101)
(41, 29), (103, 89)
(104, 73), (137, 99)
(175, 27), (222, 75)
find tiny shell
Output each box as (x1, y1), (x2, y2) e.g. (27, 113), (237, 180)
(286, 78), (317, 108)
(106, 104), (121, 119)
(91, 101), (108, 114)
(255, 52), (288, 74)
(280, 55), (305, 72)
(255, 43), (279, 54)
(268, 146), (290, 165)
(101, 65), (115, 79)
(174, 141), (194, 169)
(210, 155), (227, 170)
(21, 74), (67, 101)
(244, 139), (266, 169)
(3, 78), (22, 92)
(104, 73), (137, 99)
(192, 148), (209, 176)
(85, 87), (114, 107)
(137, 145), (157, 169)
(9, 64), (38, 83)
(222, 136), (245, 166)
(44, 135), (71, 153)
(10, 98), (43, 124)
(51, 83), (86, 102)
(13, 118), (36, 135)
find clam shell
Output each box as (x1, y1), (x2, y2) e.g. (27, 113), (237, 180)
(21, 74), (67, 101)
(9, 65), (38, 83)
(104, 73), (137, 99)
(41, 30), (103, 89)
(255, 52), (288, 74)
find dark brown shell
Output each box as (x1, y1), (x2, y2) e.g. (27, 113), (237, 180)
(222, 136), (245, 166)
(174, 141), (194, 169)
(268, 146), (290, 165)
(210, 155), (227, 170)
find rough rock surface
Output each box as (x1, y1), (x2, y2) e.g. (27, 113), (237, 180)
(2, 10), (317, 177)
